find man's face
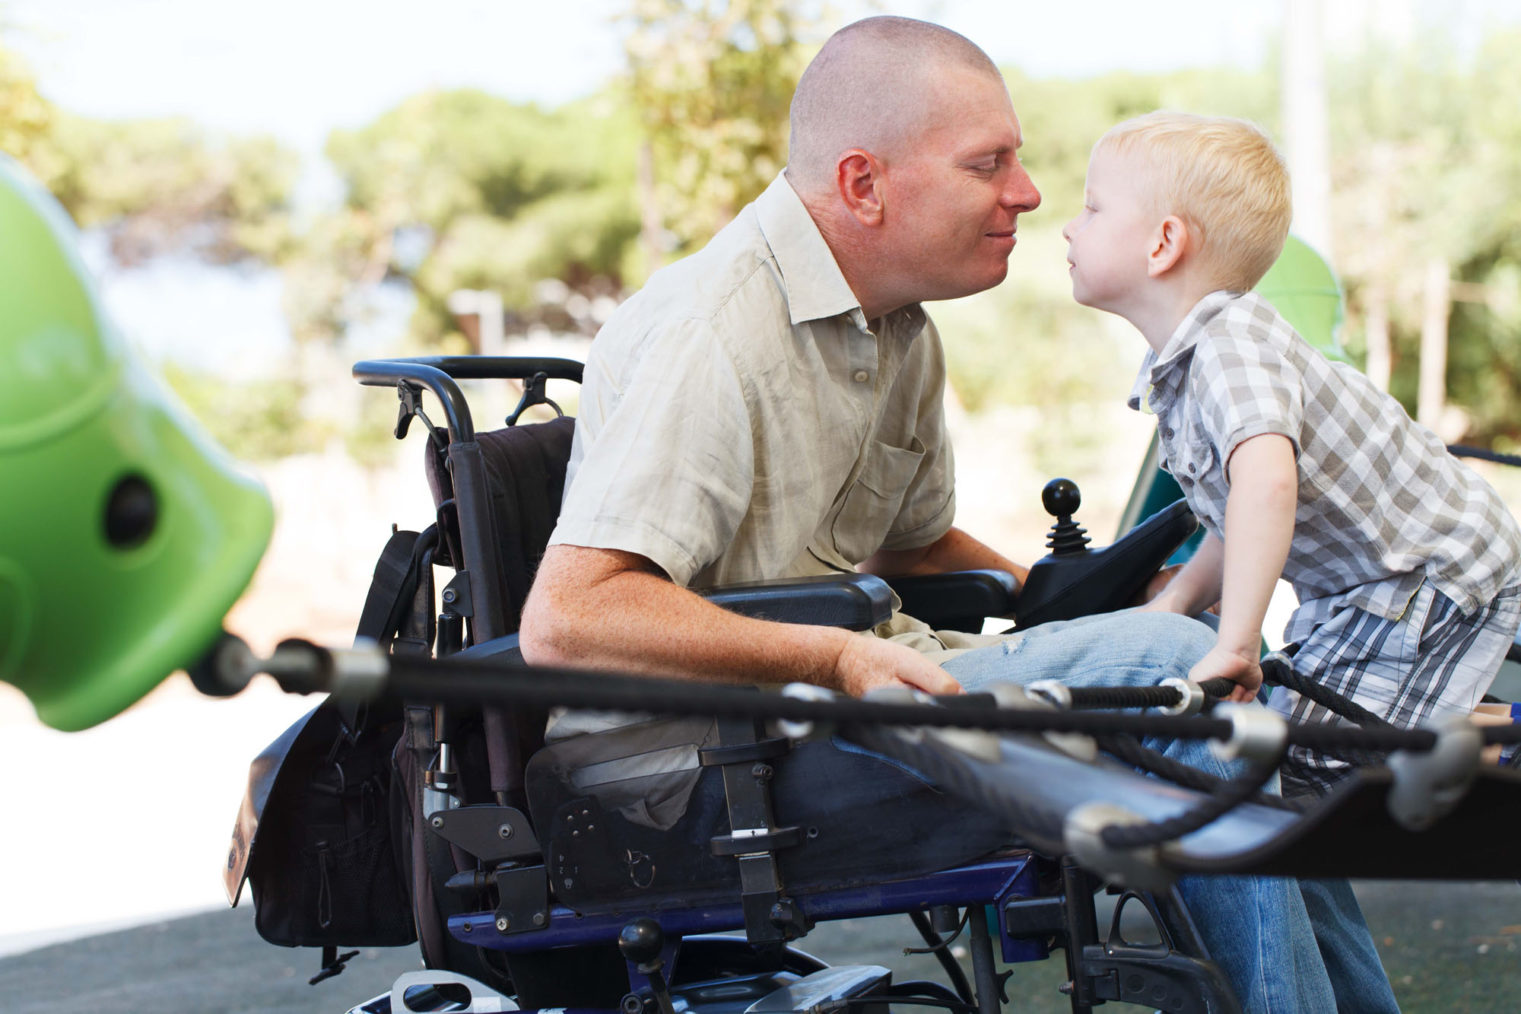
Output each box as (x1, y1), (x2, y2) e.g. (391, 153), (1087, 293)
(876, 65), (1041, 304)
(1062, 146), (1157, 315)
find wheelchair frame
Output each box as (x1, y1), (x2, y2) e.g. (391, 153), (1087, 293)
(335, 354), (1243, 1014)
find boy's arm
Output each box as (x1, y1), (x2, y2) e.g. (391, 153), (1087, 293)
(1141, 531), (1224, 615)
(1191, 433), (1298, 700)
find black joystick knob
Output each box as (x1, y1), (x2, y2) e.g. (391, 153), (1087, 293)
(618, 918), (676, 1014)
(1042, 477), (1081, 518)
(618, 918), (665, 967)
(1041, 478), (1091, 556)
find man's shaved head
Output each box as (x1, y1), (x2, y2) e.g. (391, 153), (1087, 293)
(787, 16), (1004, 194)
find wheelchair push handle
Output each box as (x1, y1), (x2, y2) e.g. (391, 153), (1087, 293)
(353, 356), (584, 443)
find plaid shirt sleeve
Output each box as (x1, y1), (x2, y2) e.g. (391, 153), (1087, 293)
(1189, 314), (1304, 470)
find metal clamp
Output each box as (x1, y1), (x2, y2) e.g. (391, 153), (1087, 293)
(1024, 679), (1073, 710)
(326, 641), (391, 700)
(1157, 677), (1206, 716)
(777, 683), (836, 740)
(1063, 802), (1172, 891)
(1208, 702), (1288, 765)
(1386, 713), (1484, 831)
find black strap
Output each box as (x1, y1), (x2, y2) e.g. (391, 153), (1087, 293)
(309, 945), (358, 985)
(355, 525), (439, 647)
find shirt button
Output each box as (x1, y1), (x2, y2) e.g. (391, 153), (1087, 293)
(853, 370), (870, 383)
(1162, 427), (1174, 440)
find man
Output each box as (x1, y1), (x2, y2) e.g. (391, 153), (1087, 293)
(521, 16), (1396, 1012)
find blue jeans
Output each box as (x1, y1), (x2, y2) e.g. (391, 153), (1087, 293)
(940, 610), (1398, 1014)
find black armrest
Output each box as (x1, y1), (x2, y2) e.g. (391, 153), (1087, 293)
(702, 573), (893, 630)
(457, 575), (891, 667)
(455, 633), (525, 664)
(885, 570), (1019, 633)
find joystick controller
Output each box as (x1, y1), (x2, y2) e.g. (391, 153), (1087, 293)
(1013, 479), (1198, 630)
(1041, 478), (1092, 556)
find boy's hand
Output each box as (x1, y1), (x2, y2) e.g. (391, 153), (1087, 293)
(1188, 645), (1263, 702)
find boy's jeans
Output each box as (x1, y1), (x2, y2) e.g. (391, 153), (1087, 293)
(940, 609), (1399, 1014)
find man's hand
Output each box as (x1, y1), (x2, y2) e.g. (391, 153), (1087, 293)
(833, 634), (964, 698)
(1135, 564), (1188, 611)
(1188, 644), (1263, 702)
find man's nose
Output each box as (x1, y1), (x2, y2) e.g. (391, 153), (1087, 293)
(1004, 163), (1041, 212)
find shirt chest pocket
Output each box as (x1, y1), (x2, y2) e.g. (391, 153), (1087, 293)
(1167, 419), (1220, 489)
(830, 437), (926, 563)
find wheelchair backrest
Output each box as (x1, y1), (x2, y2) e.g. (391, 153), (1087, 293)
(423, 415), (576, 636)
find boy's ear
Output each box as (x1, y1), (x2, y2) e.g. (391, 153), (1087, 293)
(1147, 215), (1189, 278)
(837, 149), (885, 226)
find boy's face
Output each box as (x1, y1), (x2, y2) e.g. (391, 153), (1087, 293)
(1062, 146), (1159, 316)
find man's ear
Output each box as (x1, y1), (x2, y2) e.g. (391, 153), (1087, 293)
(1147, 215), (1189, 278)
(836, 149), (884, 226)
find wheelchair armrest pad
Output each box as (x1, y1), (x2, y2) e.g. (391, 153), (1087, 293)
(884, 570), (1018, 633)
(454, 634), (525, 665)
(702, 573), (893, 630)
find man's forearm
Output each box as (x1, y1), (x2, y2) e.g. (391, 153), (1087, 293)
(1147, 532), (1224, 615)
(519, 544), (961, 696)
(861, 526), (1029, 586)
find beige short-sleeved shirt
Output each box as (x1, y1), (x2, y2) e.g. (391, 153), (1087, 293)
(551, 172), (957, 590)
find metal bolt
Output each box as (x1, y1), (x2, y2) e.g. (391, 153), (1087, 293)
(498, 823), (513, 839)
(532, 912), (546, 926)
(442, 588), (457, 604)
(461, 922), (472, 933)
(430, 816), (444, 829)
(496, 916), (510, 932)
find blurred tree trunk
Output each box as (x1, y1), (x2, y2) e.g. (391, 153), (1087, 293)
(1364, 284), (1392, 391)
(1282, 0), (1334, 258)
(1418, 258), (1450, 428)
(638, 139), (663, 280)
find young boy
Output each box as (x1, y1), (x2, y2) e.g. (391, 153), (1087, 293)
(1062, 110), (1521, 797)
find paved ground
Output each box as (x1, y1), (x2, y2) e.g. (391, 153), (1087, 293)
(3, 880), (1519, 1013)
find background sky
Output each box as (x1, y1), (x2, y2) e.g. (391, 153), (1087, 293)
(11, 0), (1520, 164)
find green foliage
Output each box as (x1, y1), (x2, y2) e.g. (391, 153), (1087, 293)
(305, 88), (642, 346)
(1327, 29), (1521, 442)
(0, 44), (54, 166)
(29, 112), (299, 266)
(623, 0), (816, 258)
(161, 363), (327, 462)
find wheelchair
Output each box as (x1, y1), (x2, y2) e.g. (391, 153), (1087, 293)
(225, 352), (1521, 1014)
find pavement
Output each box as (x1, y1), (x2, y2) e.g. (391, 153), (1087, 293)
(3, 880), (1521, 1013)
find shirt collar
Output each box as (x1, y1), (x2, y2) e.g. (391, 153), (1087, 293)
(1126, 289), (1239, 411)
(755, 172), (926, 340)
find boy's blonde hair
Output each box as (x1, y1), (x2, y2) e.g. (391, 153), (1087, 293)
(1096, 112), (1292, 292)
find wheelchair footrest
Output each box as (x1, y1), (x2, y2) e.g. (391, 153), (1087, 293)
(1075, 943), (1240, 1014)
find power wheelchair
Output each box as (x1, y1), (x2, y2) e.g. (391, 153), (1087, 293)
(223, 350), (1521, 1014)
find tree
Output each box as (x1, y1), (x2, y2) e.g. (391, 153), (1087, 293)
(301, 88), (643, 348)
(623, 0), (817, 264)
(1328, 31), (1521, 444)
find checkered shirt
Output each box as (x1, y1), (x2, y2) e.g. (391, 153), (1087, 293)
(1128, 290), (1521, 640)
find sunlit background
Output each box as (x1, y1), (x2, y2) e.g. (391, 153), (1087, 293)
(1, 0), (1519, 960)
